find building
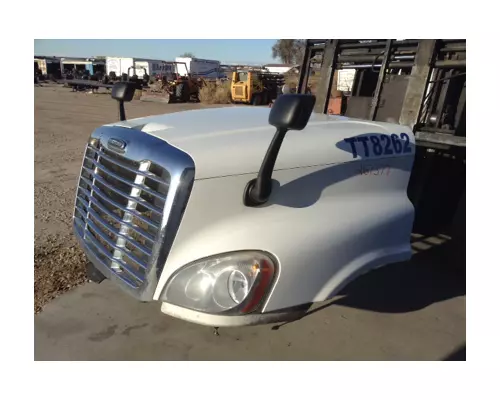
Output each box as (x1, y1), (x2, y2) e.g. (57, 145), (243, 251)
(34, 56), (61, 77)
(59, 57), (106, 75)
(34, 56), (107, 78)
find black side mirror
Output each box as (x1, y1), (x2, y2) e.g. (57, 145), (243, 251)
(112, 81), (135, 102)
(111, 82), (136, 121)
(243, 94), (316, 207)
(269, 93), (316, 130)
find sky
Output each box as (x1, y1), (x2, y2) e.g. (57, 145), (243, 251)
(34, 39), (278, 64)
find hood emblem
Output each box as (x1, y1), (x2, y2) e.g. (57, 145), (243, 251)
(108, 138), (127, 153)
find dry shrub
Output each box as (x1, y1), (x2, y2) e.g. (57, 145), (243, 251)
(199, 80), (232, 104)
(133, 89), (142, 100)
(285, 72), (320, 94)
(284, 72), (298, 89)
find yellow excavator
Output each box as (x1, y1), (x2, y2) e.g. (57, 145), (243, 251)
(230, 70), (284, 105)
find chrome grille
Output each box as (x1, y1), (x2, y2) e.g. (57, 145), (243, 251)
(73, 126), (195, 300)
(74, 142), (170, 288)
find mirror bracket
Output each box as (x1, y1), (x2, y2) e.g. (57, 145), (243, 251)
(111, 82), (136, 121)
(243, 93), (316, 207)
(244, 127), (288, 206)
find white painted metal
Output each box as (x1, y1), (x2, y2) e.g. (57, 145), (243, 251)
(97, 106), (416, 325)
(175, 57), (221, 79)
(105, 57), (134, 77)
(105, 57), (167, 77)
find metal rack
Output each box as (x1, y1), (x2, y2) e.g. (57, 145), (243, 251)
(297, 39), (466, 149)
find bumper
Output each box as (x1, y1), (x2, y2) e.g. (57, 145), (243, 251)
(80, 242), (307, 327)
(160, 302), (308, 327)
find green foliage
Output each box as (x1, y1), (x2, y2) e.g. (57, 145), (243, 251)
(271, 40), (305, 64)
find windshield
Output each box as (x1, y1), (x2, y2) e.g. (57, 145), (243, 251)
(236, 72), (248, 82)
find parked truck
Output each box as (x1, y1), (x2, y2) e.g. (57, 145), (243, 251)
(72, 39), (465, 329)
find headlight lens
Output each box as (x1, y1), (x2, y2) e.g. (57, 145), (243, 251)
(162, 251), (276, 314)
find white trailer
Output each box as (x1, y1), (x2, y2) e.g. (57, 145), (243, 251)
(105, 57), (170, 78)
(136, 59), (173, 78)
(106, 57), (134, 77)
(175, 57), (222, 79)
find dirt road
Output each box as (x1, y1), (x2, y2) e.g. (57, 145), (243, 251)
(34, 85), (227, 312)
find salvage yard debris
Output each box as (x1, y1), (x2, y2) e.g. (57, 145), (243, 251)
(199, 80), (232, 104)
(34, 235), (87, 313)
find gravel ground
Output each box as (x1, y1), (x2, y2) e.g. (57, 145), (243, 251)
(34, 84), (228, 313)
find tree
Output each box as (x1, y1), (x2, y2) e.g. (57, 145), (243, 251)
(179, 52), (195, 58)
(271, 40), (305, 64)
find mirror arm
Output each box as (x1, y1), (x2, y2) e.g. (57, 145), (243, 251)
(244, 127), (288, 206)
(118, 100), (126, 121)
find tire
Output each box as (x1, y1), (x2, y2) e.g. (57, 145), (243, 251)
(183, 84), (191, 102)
(166, 92), (175, 104)
(252, 94), (261, 106)
(175, 83), (185, 101)
(262, 91), (269, 105)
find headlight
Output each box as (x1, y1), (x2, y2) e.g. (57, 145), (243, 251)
(161, 251), (276, 314)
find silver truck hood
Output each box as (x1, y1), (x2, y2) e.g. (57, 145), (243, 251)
(107, 106), (403, 180)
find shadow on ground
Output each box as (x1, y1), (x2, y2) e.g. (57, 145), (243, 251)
(334, 239), (465, 313)
(273, 234), (465, 330)
(442, 344), (466, 361)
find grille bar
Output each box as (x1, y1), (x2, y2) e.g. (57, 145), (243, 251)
(73, 126), (194, 299)
(84, 216), (148, 269)
(76, 194), (156, 243)
(83, 157), (167, 201)
(78, 184), (160, 230)
(111, 160), (150, 272)
(79, 173), (164, 216)
(75, 205), (152, 257)
(87, 147), (166, 185)
(74, 218), (144, 283)
(75, 140), (169, 286)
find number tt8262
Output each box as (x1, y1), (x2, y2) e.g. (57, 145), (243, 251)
(343, 133), (412, 159)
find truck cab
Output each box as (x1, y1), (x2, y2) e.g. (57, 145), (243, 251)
(73, 83), (416, 327)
